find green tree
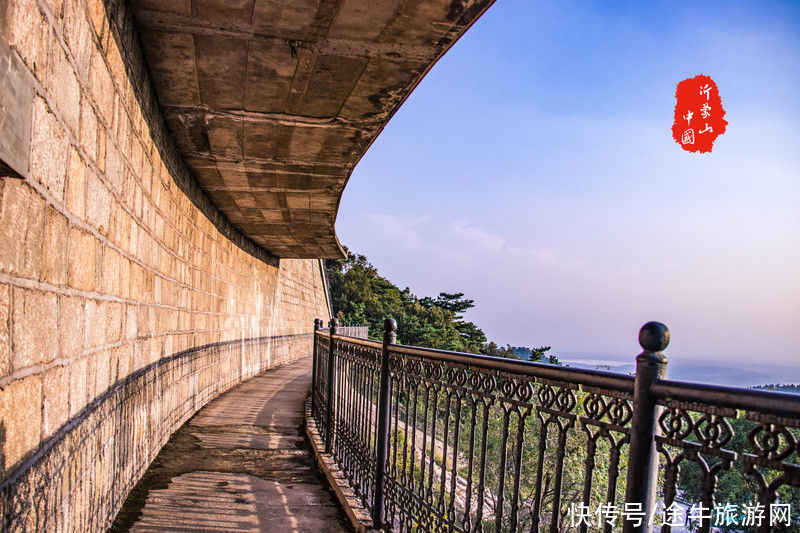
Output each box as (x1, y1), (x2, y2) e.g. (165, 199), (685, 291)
(529, 346), (551, 363)
(326, 249), (484, 351)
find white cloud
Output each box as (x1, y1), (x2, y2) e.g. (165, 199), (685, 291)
(361, 213), (561, 262)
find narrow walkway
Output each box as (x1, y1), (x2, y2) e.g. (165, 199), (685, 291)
(111, 358), (351, 532)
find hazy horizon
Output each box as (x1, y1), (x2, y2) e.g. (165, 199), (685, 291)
(335, 0), (800, 365)
(557, 354), (800, 389)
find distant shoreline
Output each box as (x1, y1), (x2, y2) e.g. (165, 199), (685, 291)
(559, 355), (800, 389)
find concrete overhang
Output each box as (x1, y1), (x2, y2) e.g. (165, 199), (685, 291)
(130, 0), (495, 259)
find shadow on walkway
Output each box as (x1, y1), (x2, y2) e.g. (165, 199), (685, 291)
(111, 358), (351, 532)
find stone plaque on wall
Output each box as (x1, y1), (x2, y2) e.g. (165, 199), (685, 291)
(0, 36), (34, 179)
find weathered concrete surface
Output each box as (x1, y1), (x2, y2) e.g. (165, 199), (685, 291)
(111, 357), (350, 532)
(130, 0), (496, 258)
(0, 36), (34, 178)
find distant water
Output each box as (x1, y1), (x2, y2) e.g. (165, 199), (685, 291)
(559, 355), (800, 389)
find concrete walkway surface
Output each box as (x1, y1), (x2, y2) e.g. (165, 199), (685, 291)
(111, 357), (351, 532)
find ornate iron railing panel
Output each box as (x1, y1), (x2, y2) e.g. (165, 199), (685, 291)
(310, 319), (800, 532)
(311, 321), (330, 429)
(331, 335), (382, 507)
(652, 381), (800, 533)
(378, 345), (636, 533)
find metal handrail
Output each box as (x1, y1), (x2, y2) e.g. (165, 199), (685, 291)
(320, 324), (370, 339)
(390, 343), (636, 393)
(330, 334), (636, 393)
(652, 379), (800, 419)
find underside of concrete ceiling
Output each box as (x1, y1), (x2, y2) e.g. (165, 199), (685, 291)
(130, 0), (495, 258)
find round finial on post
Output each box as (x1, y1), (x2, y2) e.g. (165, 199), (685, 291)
(626, 320), (670, 519)
(314, 318), (321, 330)
(638, 321), (670, 353)
(329, 317), (339, 334)
(383, 318), (397, 345)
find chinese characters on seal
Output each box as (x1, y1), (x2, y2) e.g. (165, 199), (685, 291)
(672, 74), (728, 153)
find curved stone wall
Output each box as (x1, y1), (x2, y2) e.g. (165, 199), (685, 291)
(1, 335), (310, 531)
(0, 0), (329, 530)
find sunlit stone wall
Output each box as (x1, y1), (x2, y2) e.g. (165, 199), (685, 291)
(0, 0), (329, 529)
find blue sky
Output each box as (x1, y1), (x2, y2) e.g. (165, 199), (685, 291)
(335, 0), (800, 363)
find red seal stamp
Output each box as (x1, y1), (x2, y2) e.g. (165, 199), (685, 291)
(672, 74), (727, 153)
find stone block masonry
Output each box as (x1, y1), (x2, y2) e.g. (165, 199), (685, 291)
(0, 0), (329, 530)
(1, 335), (312, 531)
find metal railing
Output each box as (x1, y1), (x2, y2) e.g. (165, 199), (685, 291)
(333, 323), (370, 339)
(310, 319), (800, 532)
(317, 321), (369, 339)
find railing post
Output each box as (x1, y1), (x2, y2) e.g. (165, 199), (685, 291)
(311, 318), (321, 406)
(325, 318), (339, 453)
(373, 318), (397, 528)
(623, 321), (669, 533)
